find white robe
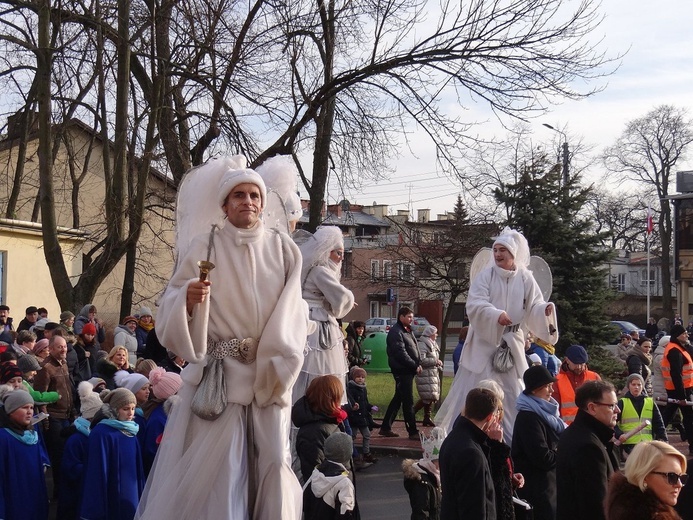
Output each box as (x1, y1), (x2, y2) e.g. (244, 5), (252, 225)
(135, 220), (308, 520)
(292, 263), (354, 404)
(435, 264), (558, 443)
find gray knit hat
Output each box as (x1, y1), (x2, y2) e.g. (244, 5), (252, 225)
(102, 388), (136, 412)
(17, 355), (41, 373)
(78, 381), (103, 420)
(2, 389), (34, 414)
(324, 432), (353, 466)
(626, 373), (645, 387)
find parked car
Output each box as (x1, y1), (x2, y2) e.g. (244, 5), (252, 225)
(609, 320), (646, 344)
(364, 317), (396, 333)
(411, 317), (431, 337)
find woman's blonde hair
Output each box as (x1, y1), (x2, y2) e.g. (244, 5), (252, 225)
(624, 440), (687, 492)
(108, 345), (129, 366)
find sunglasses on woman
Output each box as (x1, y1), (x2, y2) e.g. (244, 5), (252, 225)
(651, 471), (689, 486)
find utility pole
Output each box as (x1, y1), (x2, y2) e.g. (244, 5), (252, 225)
(543, 123), (570, 186)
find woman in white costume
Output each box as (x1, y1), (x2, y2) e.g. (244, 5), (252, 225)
(135, 157), (308, 520)
(435, 227), (558, 443)
(293, 226), (355, 404)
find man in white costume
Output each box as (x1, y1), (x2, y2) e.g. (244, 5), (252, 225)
(136, 161), (308, 520)
(435, 227), (558, 443)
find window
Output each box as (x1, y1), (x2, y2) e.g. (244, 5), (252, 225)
(383, 260), (392, 280)
(370, 260), (379, 281)
(640, 269), (655, 287)
(369, 301), (379, 318)
(616, 273), (626, 292)
(341, 251), (352, 279)
(398, 261), (414, 282)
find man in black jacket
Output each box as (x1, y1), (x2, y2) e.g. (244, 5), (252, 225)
(556, 380), (620, 520)
(439, 387), (500, 520)
(379, 307), (421, 439)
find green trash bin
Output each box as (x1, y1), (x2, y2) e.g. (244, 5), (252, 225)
(362, 332), (390, 373)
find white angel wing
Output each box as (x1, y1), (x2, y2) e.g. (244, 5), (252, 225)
(528, 256), (553, 300)
(469, 247), (492, 282)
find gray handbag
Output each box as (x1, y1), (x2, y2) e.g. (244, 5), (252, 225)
(190, 357), (227, 421)
(492, 339), (515, 373)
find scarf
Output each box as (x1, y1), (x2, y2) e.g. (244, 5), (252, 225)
(74, 416), (91, 437)
(533, 337), (555, 356)
(626, 346), (652, 366)
(516, 392), (567, 435)
(135, 407), (144, 418)
(100, 419), (140, 436)
(4, 427), (38, 445)
(332, 408), (348, 423)
(138, 319), (154, 332)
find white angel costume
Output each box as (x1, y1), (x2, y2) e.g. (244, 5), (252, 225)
(435, 228), (558, 444)
(135, 158), (308, 520)
(292, 226), (354, 404)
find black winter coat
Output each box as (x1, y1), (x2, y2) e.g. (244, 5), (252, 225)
(488, 439), (515, 520)
(402, 459), (441, 520)
(511, 410), (560, 520)
(345, 381), (375, 428)
(292, 396), (342, 482)
(439, 416), (496, 520)
(386, 321), (420, 375)
(556, 409), (619, 520)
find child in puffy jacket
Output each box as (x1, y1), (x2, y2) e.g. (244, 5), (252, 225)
(345, 367), (378, 465)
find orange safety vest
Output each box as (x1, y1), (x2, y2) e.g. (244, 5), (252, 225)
(661, 342), (693, 391)
(556, 370), (600, 425)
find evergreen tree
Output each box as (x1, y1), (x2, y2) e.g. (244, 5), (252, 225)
(494, 157), (616, 351)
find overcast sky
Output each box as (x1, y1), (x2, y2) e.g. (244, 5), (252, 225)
(319, 0), (693, 219)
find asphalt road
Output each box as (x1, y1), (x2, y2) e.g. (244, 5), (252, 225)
(356, 453), (413, 519)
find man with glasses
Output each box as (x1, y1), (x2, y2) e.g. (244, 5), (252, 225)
(556, 380), (620, 520)
(661, 323), (693, 455)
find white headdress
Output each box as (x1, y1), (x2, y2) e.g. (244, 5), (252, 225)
(299, 226), (344, 283)
(492, 226), (530, 269)
(255, 155), (302, 234)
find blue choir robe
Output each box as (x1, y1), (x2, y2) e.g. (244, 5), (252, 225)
(80, 422), (145, 520)
(134, 410), (147, 447)
(59, 428), (90, 520)
(142, 404), (167, 476)
(0, 428), (50, 520)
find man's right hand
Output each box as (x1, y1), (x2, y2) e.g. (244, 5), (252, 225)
(187, 280), (211, 314)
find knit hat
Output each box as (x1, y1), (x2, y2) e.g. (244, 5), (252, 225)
(670, 324), (687, 340)
(78, 381), (103, 420)
(2, 389), (33, 414)
(422, 325), (438, 337)
(217, 168), (267, 209)
(323, 432), (353, 466)
(148, 367), (182, 400)
(59, 311), (75, 322)
(523, 365), (557, 395)
(87, 377), (107, 390)
(528, 353), (542, 365)
(117, 372), (149, 394)
(658, 335), (671, 350)
(0, 363), (23, 384)
(121, 316), (138, 325)
(350, 367), (367, 380)
(17, 355), (41, 373)
(81, 323), (97, 336)
(565, 344), (588, 364)
(32, 339), (49, 356)
(31, 318), (49, 331)
(102, 388), (136, 412)
(138, 306), (153, 318)
(626, 373), (645, 388)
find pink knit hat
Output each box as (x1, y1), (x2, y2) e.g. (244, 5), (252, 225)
(32, 339), (49, 356)
(148, 367), (182, 400)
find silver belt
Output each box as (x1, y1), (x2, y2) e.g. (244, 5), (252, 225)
(207, 337), (258, 364)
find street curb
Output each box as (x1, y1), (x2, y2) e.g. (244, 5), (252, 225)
(370, 445), (423, 459)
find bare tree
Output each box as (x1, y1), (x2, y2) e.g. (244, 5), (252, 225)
(603, 105), (693, 313)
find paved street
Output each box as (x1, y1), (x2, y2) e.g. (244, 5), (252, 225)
(356, 453), (413, 519)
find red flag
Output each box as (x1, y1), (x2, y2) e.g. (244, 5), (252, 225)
(647, 206), (653, 234)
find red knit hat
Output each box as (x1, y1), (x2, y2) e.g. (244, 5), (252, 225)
(81, 323), (97, 336)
